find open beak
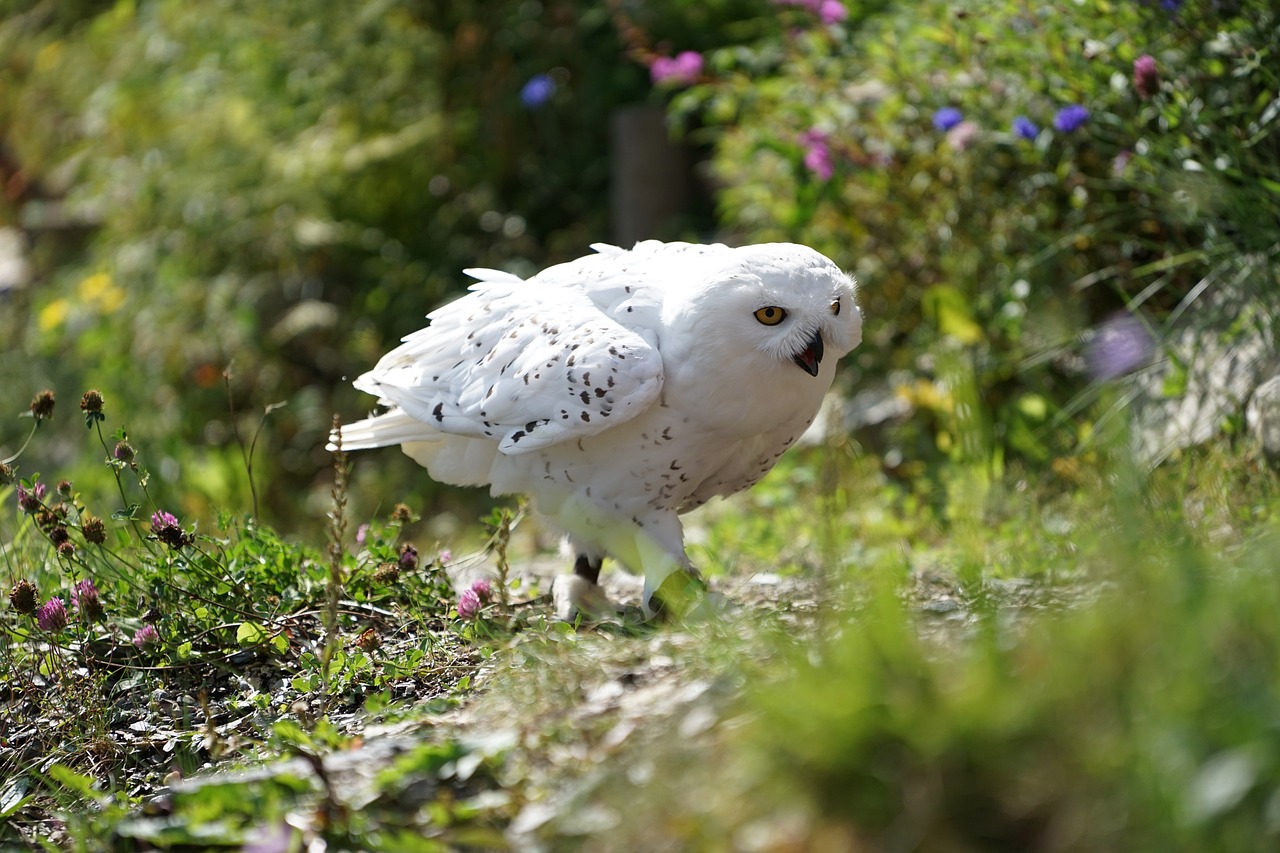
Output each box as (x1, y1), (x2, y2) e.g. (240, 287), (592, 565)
(792, 331), (824, 377)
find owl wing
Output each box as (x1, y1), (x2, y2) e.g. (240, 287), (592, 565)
(352, 275), (664, 455)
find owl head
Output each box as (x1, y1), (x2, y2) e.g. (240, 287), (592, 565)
(665, 243), (862, 382)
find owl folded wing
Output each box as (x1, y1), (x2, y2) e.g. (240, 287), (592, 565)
(351, 279), (665, 455)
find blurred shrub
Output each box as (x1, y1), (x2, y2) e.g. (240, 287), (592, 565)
(755, 470), (1280, 850)
(0, 0), (656, 526)
(662, 0), (1280, 473)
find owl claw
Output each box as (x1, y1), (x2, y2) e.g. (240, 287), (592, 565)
(644, 569), (725, 621)
(552, 575), (622, 623)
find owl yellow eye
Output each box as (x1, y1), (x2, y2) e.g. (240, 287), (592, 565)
(831, 299), (841, 316)
(754, 306), (787, 326)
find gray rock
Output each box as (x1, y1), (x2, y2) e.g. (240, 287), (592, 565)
(1246, 375), (1280, 464)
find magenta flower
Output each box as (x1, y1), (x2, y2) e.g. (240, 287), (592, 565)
(800, 129), (834, 180)
(1133, 54), (1159, 99)
(1054, 104), (1090, 133)
(437, 548), (453, 566)
(355, 524), (369, 546)
(650, 51), (703, 86)
(132, 624), (160, 647)
(399, 543), (419, 570)
(818, 0), (848, 23)
(71, 579), (103, 620)
(469, 579), (494, 603)
(16, 481), (45, 514)
(150, 510), (193, 550)
(36, 597), (68, 632)
(457, 588), (483, 620)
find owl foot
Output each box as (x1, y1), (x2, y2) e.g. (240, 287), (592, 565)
(552, 574), (622, 623)
(645, 569), (726, 622)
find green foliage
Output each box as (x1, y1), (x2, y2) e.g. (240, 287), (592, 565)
(666, 0), (1280, 467)
(754, 467), (1280, 850)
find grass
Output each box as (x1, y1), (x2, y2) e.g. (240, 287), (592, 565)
(2, 390), (1280, 851)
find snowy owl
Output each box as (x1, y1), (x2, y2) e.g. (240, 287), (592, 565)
(330, 241), (862, 620)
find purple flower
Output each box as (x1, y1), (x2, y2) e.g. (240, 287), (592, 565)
(800, 129), (834, 180)
(457, 588), (482, 620)
(36, 597), (67, 632)
(399, 543), (419, 570)
(1087, 313), (1154, 380)
(150, 510), (193, 550)
(520, 73), (555, 109)
(72, 579), (104, 621)
(932, 107), (963, 132)
(437, 548), (453, 565)
(16, 481), (45, 513)
(132, 624), (160, 647)
(1054, 104), (1090, 133)
(469, 579), (494, 603)
(355, 524), (369, 546)
(1133, 54), (1159, 99)
(818, 0), (848, 24)
(650, 51), (703, 86)
(1012, 115), (1039, 141)
(1160, 0), (1182, 11)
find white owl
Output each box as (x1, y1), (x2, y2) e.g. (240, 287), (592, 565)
(331, 241), (862, 619)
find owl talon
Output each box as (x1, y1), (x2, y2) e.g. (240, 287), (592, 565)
(552, 575), (621, 623)
(645, 569), (724, 621)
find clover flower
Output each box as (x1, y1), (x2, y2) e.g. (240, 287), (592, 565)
(520, 73), (556, 109)
(399, 543), (419, 570)
(29, 389), (55, 422)
(0, 462), (13, 486)
(16, 481), (45, 514)
(80, 390), (105, 427)
(457, 588), (483, 620)
(71, 579), (103, 621)
(1012, 116), (1039, 141)
(1133, 54), (1159, 99)
(81, 514), (107, 545)
(469, 579), (494, 603)
(932, 107), (963, 132)
(9, 580), (38, 615)
(113, 440), (136, 464)
(391, 503), (415, 525)
(1054, 104), (1090, 133)
(650, 51), (703, 86)
(132, 624), (160, 647)
(374, 561), (401, 584)
(36, 597), (68, 632)
(355, 523), (369, 546)
(150, 510), (194, 550)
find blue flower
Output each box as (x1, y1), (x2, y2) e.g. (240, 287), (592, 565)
(1053, 104), (1090, 133)
(520, 74), (555, 109)
(1012, 115), (1039, 141)
(932, 107), (963, 132)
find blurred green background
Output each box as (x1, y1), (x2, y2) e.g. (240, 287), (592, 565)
(1, 0), (1276, 533)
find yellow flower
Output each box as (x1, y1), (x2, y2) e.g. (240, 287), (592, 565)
(39, 299), (70, 332)
(77, 272), (126, 314)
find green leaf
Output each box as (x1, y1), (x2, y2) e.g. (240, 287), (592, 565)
(236, 622), (267, 646)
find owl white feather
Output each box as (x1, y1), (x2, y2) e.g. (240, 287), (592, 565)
(330, 240), (862, 619)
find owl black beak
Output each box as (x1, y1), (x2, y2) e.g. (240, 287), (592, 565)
(792, 332), (824, 377)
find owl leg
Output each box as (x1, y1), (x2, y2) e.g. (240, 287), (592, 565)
(551, 550), (618, 622)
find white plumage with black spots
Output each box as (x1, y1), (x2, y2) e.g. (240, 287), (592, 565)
(331, 240), (862, 619)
